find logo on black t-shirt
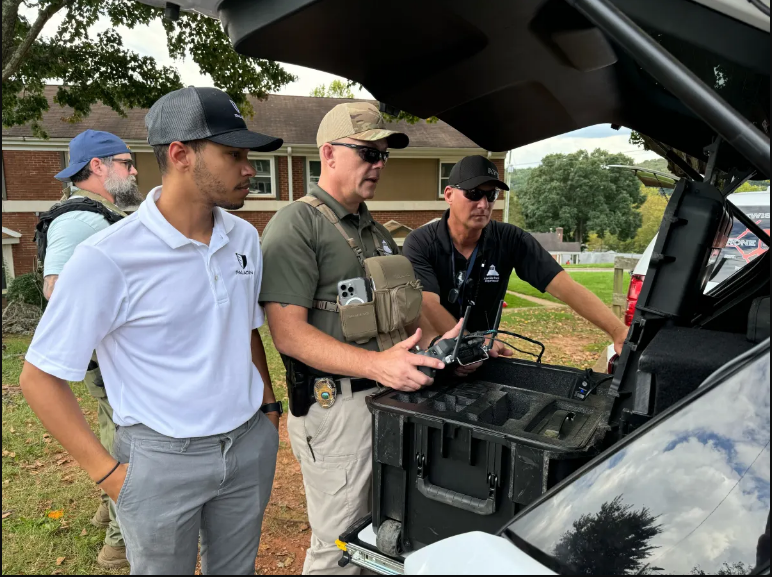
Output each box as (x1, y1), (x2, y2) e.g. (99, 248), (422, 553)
(484, 264), (500, 283)
(235, 253), (254, 275)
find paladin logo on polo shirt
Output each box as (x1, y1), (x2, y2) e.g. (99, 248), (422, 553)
(484, 264), (500, 283)
(235, 253), (254, 275)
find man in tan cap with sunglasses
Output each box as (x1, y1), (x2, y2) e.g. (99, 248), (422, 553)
(260, 102), (461, 574)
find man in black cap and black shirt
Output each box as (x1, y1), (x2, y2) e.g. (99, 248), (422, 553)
(403, 155), (627, 372)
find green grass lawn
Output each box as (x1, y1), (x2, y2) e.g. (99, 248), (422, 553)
(503, 293), (539, 309)
(507, 270), (631, 306)
(498, 307), (611, 368)
(563, 263), (615, 269)
(2, 327), (288, 576)
(506, 276), (562, 303)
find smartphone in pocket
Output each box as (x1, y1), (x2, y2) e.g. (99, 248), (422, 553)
(338, 278), (371, 305)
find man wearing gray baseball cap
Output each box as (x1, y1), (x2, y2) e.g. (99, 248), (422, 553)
(20, 87), (283, 574)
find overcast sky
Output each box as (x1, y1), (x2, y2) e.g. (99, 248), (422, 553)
(24, 6), (658, 167)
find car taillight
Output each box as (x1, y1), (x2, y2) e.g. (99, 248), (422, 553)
(624, 274), (645, 326)
(607, 353), (619, 374)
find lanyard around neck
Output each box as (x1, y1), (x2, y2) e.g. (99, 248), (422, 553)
(451, 243), (480, 311)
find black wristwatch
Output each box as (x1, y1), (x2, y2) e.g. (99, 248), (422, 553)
(260, 402), (284, 416)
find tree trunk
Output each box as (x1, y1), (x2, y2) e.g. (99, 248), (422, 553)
(575, 222), (584, 243)
(2, 0), (68, 84)
(1, 0), (22, 68)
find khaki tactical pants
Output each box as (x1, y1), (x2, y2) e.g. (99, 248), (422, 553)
(83, 355), (124, 548)
(287, 381), (375, 575)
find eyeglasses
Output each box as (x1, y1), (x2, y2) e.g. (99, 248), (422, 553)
(455, 186), (500, 203)
(112, 159), (135, 171)
(330, 142), (389, 164)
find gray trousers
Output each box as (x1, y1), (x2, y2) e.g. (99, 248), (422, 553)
(112, 411), (279, 575)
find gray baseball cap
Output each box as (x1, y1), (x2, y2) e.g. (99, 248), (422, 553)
(145, 87), (283, 152)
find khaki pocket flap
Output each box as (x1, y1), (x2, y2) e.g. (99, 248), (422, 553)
(339, 298), (378, 344)
(303, 463), (347, 497)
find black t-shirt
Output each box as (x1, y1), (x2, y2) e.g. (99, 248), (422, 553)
(402, 211), (564, 332)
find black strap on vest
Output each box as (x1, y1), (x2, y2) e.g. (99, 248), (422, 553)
(34, 197), (124, 265)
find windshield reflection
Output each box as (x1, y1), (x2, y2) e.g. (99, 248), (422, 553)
(508, 351), (770, 575)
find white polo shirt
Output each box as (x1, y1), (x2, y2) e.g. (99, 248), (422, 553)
(26, 186), (265, 438)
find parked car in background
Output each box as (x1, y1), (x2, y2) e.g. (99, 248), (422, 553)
(605, 188), (770, 373)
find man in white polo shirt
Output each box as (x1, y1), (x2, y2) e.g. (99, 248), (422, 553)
(20, 87), (284, 575)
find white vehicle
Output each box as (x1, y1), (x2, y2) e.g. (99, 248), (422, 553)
(605, 188), (770, 372)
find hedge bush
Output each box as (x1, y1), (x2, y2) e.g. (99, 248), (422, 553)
(6, 271), (46, 311)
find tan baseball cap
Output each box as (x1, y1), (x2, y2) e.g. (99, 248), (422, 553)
(316, 102), (409, 149)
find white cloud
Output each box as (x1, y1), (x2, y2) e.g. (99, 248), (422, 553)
(508, 127), (660, 169)
(20, 5), (372, 98)
(276, 64), (373, 98)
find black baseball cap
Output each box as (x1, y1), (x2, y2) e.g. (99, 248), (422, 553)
(145, 87), (283, 152)
(448, 155), (509, 190)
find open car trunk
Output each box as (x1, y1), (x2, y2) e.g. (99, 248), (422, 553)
(151, 0), (771, 565)
(212, 0), (770, 178)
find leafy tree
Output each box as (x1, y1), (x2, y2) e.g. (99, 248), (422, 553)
(2, 0), (295, 138)
(691, 561), (750, 575)
(505, 167), (533, 227)
(554, 495), (663, 575)
(519, 149), (645, 243)
(589, 187), (668, 253)
(638, 158), (670, 173)
(506, 167), (534, 189)
(340, 80), (438, 124)
(734, 181), (768, 193)
(508, 193), (526, 228)
(310, 79), (354, 98)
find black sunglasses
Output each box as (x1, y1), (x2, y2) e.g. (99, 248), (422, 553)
(330, 142), (389, 164)
(112, 158), (135, 171)
(456, 186), (500, 203)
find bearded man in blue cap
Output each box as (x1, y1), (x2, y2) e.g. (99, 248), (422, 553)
(36, 129), (141, 569)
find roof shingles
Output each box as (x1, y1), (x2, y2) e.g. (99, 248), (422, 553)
(2, 87), (479, 149)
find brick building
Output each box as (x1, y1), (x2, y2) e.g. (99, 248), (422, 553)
(1, 88), (505, 286)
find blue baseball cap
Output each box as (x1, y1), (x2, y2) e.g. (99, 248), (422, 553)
(55, 130), (131, 181)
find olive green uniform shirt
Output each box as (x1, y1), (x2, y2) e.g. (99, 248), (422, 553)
(259, 183), (399, 353)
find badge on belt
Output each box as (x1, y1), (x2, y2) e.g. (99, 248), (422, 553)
(314, 378), (337, 409)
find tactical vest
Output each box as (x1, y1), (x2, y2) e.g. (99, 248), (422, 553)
(297, 196), (423, 351)
(35, 190), (126, 266)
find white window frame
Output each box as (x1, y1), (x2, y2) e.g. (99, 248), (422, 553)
(438, 159), (457, 199)
(306, 156), (322, 191)
(246, 155), (276, 198)
(2, 244), (16, 295)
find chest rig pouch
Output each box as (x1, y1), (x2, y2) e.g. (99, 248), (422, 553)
(298, 196), (423, 351)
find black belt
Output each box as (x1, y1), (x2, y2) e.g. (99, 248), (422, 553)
(309, 377), (378, 405)
(335, 378), (378, 394)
